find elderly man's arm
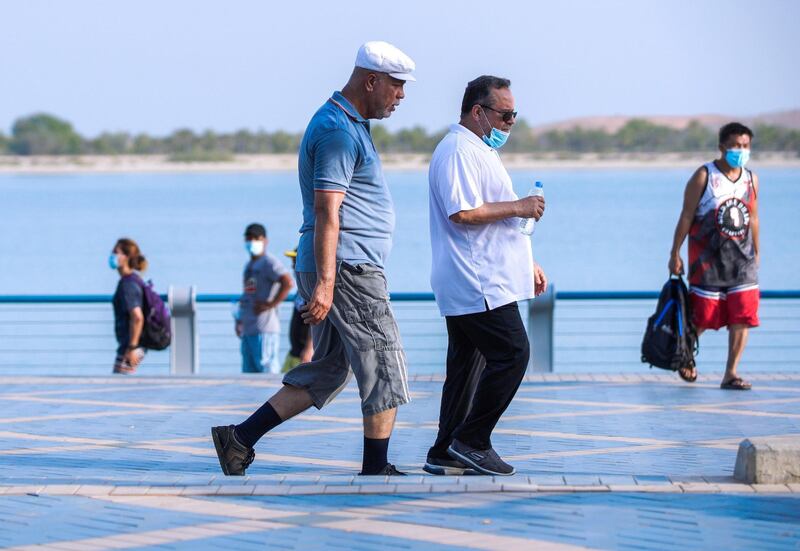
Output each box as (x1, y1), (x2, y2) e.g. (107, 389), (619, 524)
(301, 190), (345, 325)
(450, 195), (544, 225)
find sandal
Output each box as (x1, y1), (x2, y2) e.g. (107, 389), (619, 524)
(678, 366), (697, 383)
(720, 377), (752, 391)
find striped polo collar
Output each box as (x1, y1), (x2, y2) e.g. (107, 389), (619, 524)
(329, 91), (368, 123)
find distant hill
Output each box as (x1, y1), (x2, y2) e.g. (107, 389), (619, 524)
(533, 109), (800, 133)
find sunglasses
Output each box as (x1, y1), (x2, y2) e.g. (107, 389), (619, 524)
(480, 104), (518, 123)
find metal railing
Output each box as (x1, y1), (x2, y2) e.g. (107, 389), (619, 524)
(0, 288), (798, 375)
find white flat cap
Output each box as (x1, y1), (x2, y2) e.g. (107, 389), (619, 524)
(355, 41), (416, 82)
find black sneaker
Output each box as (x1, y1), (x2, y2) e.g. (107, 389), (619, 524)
(447, 439), (515, 476)
(359, 463), (407, 476)
(423, 456), (479, 476)
(211, 425), (255, 476)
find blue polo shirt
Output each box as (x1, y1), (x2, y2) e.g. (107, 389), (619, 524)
(295, 91), (395, 273)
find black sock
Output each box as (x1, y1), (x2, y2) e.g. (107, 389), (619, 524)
(361, 436), (390, 474)
(234, 402), (282, 448)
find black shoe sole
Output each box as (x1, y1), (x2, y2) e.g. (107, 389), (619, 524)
(447, 445), (515, 477)
(423, 462), (467, 476)
(422, 462), (481, 476)
(211, 427), (234, 476)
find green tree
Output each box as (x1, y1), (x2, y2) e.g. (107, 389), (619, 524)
(370, 124), (393, 152)
(232, 129), (255, 153)
(165, 129), (197, 153)
(393, 126), (435, 152)
(615, 119), (672, 151)
(754, 124), (784, 150)
(6, 111), (796, 157)
(132, 133), (161, 154)
(198, 129), (221, 152)
(560, 126), (613, 153)
(89, 132), (132, 154)
(783, 130), (800, 154)
(752, 124), (800, 153)
(9, 113), (82, 155)
(254, 130), (273, 153)
(270, 130), (300, 153)
(680, 120), (715, 152)
(539, 129), (567, 151)
(504, 118), (539, 153)
(428, 129), (448, 152)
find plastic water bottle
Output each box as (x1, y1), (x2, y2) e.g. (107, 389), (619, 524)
(519, 181), (544, 235)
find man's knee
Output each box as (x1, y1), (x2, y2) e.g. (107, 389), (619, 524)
(483, 340), (529, 374)
(728, 323), (749, 334)
(504, 332), (530, 369)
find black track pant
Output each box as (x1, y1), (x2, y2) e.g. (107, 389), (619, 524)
(428, 301), (530, 458)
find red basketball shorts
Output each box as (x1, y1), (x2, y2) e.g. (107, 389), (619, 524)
(689, 284), (760, 330)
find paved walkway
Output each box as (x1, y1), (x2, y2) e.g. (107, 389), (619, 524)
(1, 372), (799, 549)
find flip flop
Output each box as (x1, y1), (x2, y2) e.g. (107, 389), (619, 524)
(720, 377), (752, 390)
(678, 366), (697, 383)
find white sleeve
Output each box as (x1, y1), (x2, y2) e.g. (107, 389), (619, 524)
(434, 149), (485, 218)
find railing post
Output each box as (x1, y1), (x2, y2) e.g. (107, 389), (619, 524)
(528, 283), (555, 372)
(168, 285), (198, 375)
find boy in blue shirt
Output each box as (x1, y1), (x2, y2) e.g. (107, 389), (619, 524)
(235, 223), (294, 373)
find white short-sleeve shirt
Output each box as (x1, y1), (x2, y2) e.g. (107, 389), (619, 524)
(428, 124), (535, 316)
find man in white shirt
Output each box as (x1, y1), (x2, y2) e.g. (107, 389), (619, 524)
(425, 75), (547, 477)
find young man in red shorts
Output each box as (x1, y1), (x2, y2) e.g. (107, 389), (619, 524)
(668, 122), (759, 390)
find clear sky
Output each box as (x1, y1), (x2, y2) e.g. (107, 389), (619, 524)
(1, 0), (798, 136)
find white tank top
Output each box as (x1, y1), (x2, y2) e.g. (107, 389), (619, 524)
(694, 161), (753, 218)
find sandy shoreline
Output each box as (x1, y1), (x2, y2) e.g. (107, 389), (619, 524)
(1, 153), (798, 174)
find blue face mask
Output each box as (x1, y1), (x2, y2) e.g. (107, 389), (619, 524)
(479, 109), (510, 149)
(245, 240), (265, 256)
(725, 148), (750, 168)
(482, 127), (510, 149)
(108, 253), (120, 270)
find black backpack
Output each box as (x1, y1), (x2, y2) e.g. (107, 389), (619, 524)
(641, 276), (698, 371)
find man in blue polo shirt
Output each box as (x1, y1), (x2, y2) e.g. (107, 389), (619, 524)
(213, 41), (415, 476)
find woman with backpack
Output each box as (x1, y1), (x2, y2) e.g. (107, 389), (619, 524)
(109, 238), (148, 374)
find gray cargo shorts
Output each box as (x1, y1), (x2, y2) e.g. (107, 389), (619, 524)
(282, 262), (410, 416)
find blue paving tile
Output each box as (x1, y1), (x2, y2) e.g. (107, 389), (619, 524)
(382, 493), (800, 551)
(1, 375), (800, 549)
(0, 494), (222, 547)
(149, 528), (465, 551)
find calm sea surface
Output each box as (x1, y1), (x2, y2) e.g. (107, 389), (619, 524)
(1, 167), (798, 294)
(0, 167), (797, 375)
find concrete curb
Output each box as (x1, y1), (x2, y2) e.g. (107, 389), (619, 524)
(2, 481), (796, 497)
(2, 372), (800, 385)
(734, 437), (800, 484)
